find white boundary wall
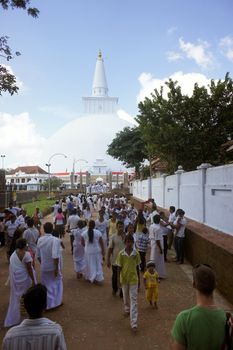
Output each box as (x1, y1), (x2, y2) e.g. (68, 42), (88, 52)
(132, 164), (233, 236)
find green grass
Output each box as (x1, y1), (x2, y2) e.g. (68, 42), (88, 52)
(23, 198), (55, 217)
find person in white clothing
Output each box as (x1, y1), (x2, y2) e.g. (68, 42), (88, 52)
(172, 209), (187, 264)
(73, 220), (86, 278)
(81, 220), (105, 283)
(23, 218), (39, 262)
(95, 210), (109, 251)
(36, 222), (63, 309)
(2, 284), (67, 350)
(167, 206), (176, 249)
(149, 214), (166, 279)
(67, 209), (80, 254)
(4, 238), (36, 327)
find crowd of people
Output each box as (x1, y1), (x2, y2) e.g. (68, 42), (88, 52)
(0, 195), (232, 349)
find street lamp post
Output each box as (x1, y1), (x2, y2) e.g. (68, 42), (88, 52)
(46, 153), (67, 198)
(1, 155), (6, 169)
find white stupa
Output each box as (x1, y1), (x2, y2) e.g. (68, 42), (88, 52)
(42, 50), (133, 172)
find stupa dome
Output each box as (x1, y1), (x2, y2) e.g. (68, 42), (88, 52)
(42, 51), (134, 172)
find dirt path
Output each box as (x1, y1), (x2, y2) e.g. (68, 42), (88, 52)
(0, 214), (232, 349)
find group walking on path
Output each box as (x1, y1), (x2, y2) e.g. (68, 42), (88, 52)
(0, 194), (232, 349)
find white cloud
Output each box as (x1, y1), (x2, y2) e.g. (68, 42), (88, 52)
(137, 71), (211, 103)
(0, 112), (45, 168)
(167, 26), (177, 35)
(179, 38), (214, 68)
(219, 36), (233, 61)
(166, 51), (183, 61)
(117, 109), (138, 126)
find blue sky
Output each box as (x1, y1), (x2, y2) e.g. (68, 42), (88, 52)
(0, 0), (233, 170)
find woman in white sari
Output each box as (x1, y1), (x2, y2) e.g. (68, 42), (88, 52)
(73, 220), (86, 278)
(149, 214), (166, 279)
(81, 220), (105, 283)
(4, 238), (36, 327)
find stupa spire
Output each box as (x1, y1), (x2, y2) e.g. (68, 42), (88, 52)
(92, 50), (108, 96)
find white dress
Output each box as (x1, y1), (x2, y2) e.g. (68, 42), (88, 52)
(81, 229), (104, 283)
(73, 228), (85, 273)
(149, 223), (166, 278)
(4, 251), (35, 327)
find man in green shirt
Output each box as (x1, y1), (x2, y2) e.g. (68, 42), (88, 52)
(107, 221), (125, 296)
(116, 234), (141, 332)
(172, 264), (232, 350)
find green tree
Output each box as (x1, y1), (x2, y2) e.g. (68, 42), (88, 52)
(43, 177), (63, 191)
(136, 74), (233, 173)
(0, 0), (39, 95)
(107, 127), (147, 175)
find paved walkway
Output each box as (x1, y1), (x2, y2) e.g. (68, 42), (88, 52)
(0, 215), (232, 349)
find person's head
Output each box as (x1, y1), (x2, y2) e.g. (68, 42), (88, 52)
(193, 264), (216, 296)
(77, 220), (84, 229)
(23, 284), (47, 318)
(121, 211), (127, 219)
(43, 222), (53, 234)
(15, 237), (27, 250)
(146, 261), (156, 274)
(153, 214), (161, 224)
(55, 200), (59, 204)
(176, 208), (185, 217)
(142, 227), (148, 235)
(111, 211), (117, 220)
(88, 220), (95, 243)
(72, 208), (77, 215)
(169, 206), (175, 213)
(99, 210), (104, 219)
(124, 234), (134, 250)
(27, 218), (34, 228)
(116, 221), (124, 235)
(58, 208), (62, 214)
(126, 223), (134, 234)
(10, 214), (16, 223)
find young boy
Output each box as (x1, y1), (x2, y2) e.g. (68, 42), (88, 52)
(143, 261), (159, 309)
(116, 234), (141, 331)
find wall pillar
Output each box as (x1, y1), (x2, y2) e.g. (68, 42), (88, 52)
(148, 177), (152, 200)
(123, 172), (129, 189)
(197, 163), (212, 223)
(109, 172), (112, 191)
(162, 174), (167, 208)
(175, 165), (184, 209)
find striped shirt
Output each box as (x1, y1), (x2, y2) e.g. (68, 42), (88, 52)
(2, 317), (67, 350)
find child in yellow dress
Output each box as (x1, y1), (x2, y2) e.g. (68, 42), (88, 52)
(143, 261), (159, 308)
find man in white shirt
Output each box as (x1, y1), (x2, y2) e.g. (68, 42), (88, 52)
(168, 206), (176, 249)
(23, 217), (39, 259)
(2, 284), (67, 350)
(172, 209), (187, 264)
(67, 209), (80, 254)
(36, 222), (63, 309)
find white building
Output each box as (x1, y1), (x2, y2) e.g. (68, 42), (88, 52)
(6, 166), (48, 191)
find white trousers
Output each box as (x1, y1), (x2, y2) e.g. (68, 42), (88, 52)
(122, 284), (138, 328)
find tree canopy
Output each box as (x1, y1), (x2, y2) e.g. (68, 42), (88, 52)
(0, 0), (39, 95)
(136, 73), (233, 173)
(107, 127), (147, 175)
